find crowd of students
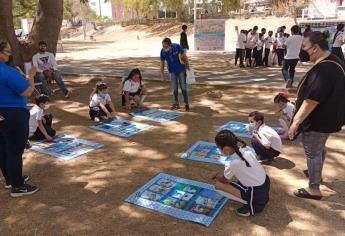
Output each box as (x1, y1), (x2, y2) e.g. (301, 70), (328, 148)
(235, 23), (345, 88)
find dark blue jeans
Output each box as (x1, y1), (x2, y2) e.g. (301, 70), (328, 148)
(36, 70), (68, 95)
(0, 108), (29, 188)
(251, 137), (280, 160)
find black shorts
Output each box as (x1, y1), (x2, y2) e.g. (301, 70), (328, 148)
(129, 89), (142, 97)
(245, 48), (253, 59)
(252, 47), (258, 59)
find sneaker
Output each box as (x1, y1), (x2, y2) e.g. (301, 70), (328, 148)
(185, 104), (190, 112)
(94, 117), (100, 122)
(65, 90), (72, 98)
(5, 175), (30, 189)
(10, 184), (39, 197)
(171, 104), (180, 110)
(257, 156), (273, 164)
(237, 205), (251, 217)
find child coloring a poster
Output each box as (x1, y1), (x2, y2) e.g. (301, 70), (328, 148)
(213, 130), (270, 217)
(29, 95), (56, 141)
(274, 92), (295, 139)
(89, 81), (117, 122)
(121, 68), (147, 109)
(249, 111), (282, 163)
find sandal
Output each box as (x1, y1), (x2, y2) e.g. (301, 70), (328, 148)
(294, 188), (322, 200)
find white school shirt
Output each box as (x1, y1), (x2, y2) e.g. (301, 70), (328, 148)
(283, 102), (295, 122)
(284, 35), (303, 59)
(256, 39), (264, 51)
(246, 33), (258, 49)
(29, 105), (44, 136)
(264, 36), (274, 49)
(333, 31), (344, 47)
(257, 124), (282, 152)
(236, 32), (247, 49)
(89, 93), (111, 107)
(276, 37), (286, 49)
(224, 146), (266, 187)
(32, 52), (59, 73)
(123, 80), (141, 93)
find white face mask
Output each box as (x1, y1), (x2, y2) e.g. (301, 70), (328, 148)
(249, 122), (257, 131)
(43, 104), (50, 110)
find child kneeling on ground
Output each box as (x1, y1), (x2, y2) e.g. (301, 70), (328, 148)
(213, 130), (270, 217)
(29, 95), (56, 141)
(121, 68), (147, 109)
(89, 81), (117, 122)
(248, 111), (282, 163)
(274, 92), (295, 139)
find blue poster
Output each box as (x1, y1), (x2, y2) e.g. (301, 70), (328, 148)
(181, 141), (233, 165)
(216, 121), (252, 139)
(89, 119), (152, 137)
(130, 108), (183, 123)
(30, 134), (104, 161)
(125, 173), (228, 227)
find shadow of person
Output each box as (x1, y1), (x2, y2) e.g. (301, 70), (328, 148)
(264, 157), (296, 170)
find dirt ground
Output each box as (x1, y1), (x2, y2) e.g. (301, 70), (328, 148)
(0, 76), (344, 236)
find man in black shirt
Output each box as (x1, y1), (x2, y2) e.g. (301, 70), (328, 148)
(289, 32), (345, 200)
(180, 25), (189, 50)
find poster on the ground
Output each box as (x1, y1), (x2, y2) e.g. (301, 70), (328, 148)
(89, 119), (152, 137)
(30, 134), (104, 160)
(130, 108), (183, 123)
(216, 121), (252, 139)
(181, 141), (233, 165)
(125, 173), (228, 227)
(194, 19), (226, 51)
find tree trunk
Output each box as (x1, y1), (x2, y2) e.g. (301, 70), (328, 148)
(0, 0), (63, 67)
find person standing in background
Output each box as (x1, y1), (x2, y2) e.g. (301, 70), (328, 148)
(180, 25), (189, 51)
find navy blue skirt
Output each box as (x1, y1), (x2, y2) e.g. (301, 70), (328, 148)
(230, 175), (270, 215)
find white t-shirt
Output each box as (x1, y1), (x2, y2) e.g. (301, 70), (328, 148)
(264, 36), (274, 49)
(256, 39), (264, 51)
(283, 102), (295, 122)
(89, 93), (111, 107)
(333, 31), (344, 47)
(29, 105), (44, 136)
(123, 80), (141, 93)
(32, 52), (59, 73)
(224, 146), (267, 187)
(257, 124), (282, 152)
(284, 35), (303, 59)
(275, 37), (286, 49)
(236, 32), (247, 49)
(246, 33), (258, 49)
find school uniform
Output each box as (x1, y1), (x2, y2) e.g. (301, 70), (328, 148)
(255, 39), (264, 66)
(332, 31), (345, 61)
(283, 35), (303, 82)
(275, 37), (286, 66)
(89, 93), (113, 120)
(263, 36), (274, 66)
(251, 124), (282, 161)
(224, 146), (270, 215)
(235, 32), (246, 67)
(245, 33), (258, 66)
(277, 102), (295, 139)
(29, 104), (56, 140)
(121, 79), (142, 106)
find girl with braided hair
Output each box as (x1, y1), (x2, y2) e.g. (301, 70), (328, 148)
(214, 130), (270, 217)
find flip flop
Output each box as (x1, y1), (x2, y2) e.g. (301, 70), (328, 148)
(294, 188), (322, 200)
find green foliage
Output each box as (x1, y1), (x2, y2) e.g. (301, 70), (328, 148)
(12, 0), (37, 28)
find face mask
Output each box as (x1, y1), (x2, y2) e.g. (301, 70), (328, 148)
(43, 104), (50, 110)
(299, 49), (310, 62)
(5, 55), (13, 66)
(99, 91), (106, 98)
(249, 122), (257, 131)
(163, 48), (169, 53)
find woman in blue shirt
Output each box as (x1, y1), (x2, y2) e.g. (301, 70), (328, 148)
(0, 40), (39, 197)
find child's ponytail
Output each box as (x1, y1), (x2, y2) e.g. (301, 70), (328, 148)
(215, 130), (251, 167)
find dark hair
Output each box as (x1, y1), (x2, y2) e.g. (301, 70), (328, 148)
(268, 30), (273, 35)
(259, 33), (264, 39)
(123, 68), (142, 86)
(337, 23), (344, 31)
(261, 28), (266, 33)
(90, 81), (107, 99)
(282, 25), (286, 30)
(308, 31), (329, 50)
(274, 93), (289, 104)
(249, 111), (264, 123)
(291, 25), (300, 34)
(0, 39), (7, 52)
(162, 38), (172, 46)
(215, 130), (250, 167)
(182, 25), (187, 31)
(253, 26), (258, 31)
(35, 94), (50, 105)
(39, 41), (47, 46)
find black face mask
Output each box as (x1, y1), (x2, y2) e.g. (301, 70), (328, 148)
(5, 55), (13, 66)
(299, 49), (310, 62)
